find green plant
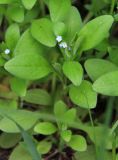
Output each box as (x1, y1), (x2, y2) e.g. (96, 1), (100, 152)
(0, 0), (118, 160)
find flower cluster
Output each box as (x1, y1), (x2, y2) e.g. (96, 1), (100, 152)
(56, 35), (68, 49)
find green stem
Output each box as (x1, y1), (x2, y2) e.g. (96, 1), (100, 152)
(51, 73), (56, 95)
(110, 0), (116, 14)
(83, 12), (93, 24)
(99, 97), (115, 160)
(39, 0), (45, 16)
(112, 133), (116, 160)
(88, 109), (99, 160)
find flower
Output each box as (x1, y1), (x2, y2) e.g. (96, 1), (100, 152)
(59, 42), (67, 49)
(4, 49), (10, 55)
(56, 35), (62, 42)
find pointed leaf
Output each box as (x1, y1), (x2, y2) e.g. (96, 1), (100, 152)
(84, 58), (118, 81)
(77, 15), (114, 51)
(93, 71), (118, 96)
(4, 53), (52, 80)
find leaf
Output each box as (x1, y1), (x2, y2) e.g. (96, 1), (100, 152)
(4, 53), (52, 80)
(49, 0), (71, 22)
(63, 108), (76, 124)
(9, 144), (32, 160)
(14, 29), (44, 56)
(31, 18), (56, 47)
(23, 89), (52, 106)
(0, 133), (21, 149)
(68, 135), (87, 151)
(93, 71), (118, 96)
(5, 23), (20, 51)
(10, 77), (28, 97)
(0, 109), (39, 133)
(54, 100), (67, 118)
(61, 130), (72, 142)
(65, 6), (82, 42)
(84, 58), (118, 81)
(7, 4), (24, 23)
(21, 0), (37, 10)
(69, 80), (97, 109)
(77, 15), (114, 51)
(37, 140), (52, 154)
(62, 61), (83, 86)
(34, 122), (57, 135)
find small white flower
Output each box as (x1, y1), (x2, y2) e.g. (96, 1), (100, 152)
(59, 42), (67, 49)
(56, 35), (62, 42)
(4, 49), (10, 55)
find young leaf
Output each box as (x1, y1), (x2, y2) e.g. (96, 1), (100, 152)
(93, 71), (118, 96)
(76, 15), (114, 51)
(23, 89), (52, 106)
(10, 77), (28, 97)
(21, 0), (37, 10)
(69, 80), (97, 109)
(84, 58), (118, 81)
(5, 23), (20, 51)
(31, 18), (56, 47)
(61, 130), (72, 142)
(7, 4), (24, 23)
(54, 100), (67, 118)
(49, 0), (71, 22)
(4, 53), (52, 80)
(34, 122), (57, 135)
(62, 61), (83, 86)
(68, 135), (87, 151)
(37, 140), (52, 154)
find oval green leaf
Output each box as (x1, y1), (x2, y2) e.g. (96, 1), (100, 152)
(68, 135), (87, 151)
(34, 122), (57, 135)
(62, 61), (83, 86)
(69, 80), (97, 109)
(77, 15), (114, 51)
(31, 18), (56, 47)
(84, 58), (118, 81)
